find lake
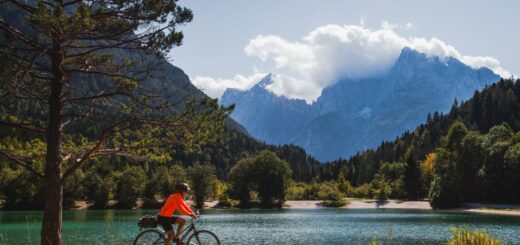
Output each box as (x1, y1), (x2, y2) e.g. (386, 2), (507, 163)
(1, 208), (519, 244)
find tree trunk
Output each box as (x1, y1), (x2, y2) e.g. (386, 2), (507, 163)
(41, 161), (63, 245)
(41, 43), (65, 245)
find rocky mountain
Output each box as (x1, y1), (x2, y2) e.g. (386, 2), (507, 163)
(221, 74), (313, 144)
(221, 48), (500, 161)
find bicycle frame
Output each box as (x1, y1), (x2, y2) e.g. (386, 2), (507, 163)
(153, 217), (198, 243)
(178, 219), (197, 243)
(135, 216), (219, 245)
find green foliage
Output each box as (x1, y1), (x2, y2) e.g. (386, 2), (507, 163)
(286, 181), (349, 206)
(63, 169), (87, 208)
(429, 122), (468, 208)
(144, 165), (187, 200)
(404, 145), (424, 200)
(84, 172), (114, 209)
(114, 166), (147, 208)
(429, 149), (462, 209)
(228, 156), (255, 207)
(429, 122), (520, 207)
(0, 166), (42, 209)
(345, 162), (406, 200)
(286, 183), (308, 200)
(337, 171), (353, 195)
(351, 184), (372, 198)
(370, 174), (392, 200)
(504, 143), (520, 201)
(316, 181), (347, 207)
(229, 150), (292, 208)
(213, 180), (234, 207)
(187, 164), (217, 209)
(448, 227), (504, 245)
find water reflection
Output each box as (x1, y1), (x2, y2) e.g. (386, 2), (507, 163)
(1, 209), (520, 244)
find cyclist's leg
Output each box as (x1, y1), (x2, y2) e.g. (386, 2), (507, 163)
(173, 216), (186, 241)
(157, 216), (176, 245)
(165, 230), (175, 245)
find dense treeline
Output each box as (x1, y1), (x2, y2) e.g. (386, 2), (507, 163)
(2, 78), (519, 210)
(0, 120), (323, 210)
(170, 128), (323, 182)
(323, 78), (520, 207)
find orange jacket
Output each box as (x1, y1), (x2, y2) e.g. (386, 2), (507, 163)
(159, 193), (194, 217)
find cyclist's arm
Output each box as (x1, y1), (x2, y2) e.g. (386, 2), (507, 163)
(177, 198), (195, 216)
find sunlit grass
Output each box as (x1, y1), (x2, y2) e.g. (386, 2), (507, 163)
(448, 226), (504, 245)
(0, 233), (8, 245)
(363, 226), (504, 245)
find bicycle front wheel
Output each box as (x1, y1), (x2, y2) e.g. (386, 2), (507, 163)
(133, 229), (166, 245)
(186, 230), (220, 245)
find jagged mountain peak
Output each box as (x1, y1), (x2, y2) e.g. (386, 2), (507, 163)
(221, 48), (500, 161)
(254, 73), (274, 89)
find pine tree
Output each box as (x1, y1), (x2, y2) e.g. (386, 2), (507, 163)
(0, 2), (229, 244)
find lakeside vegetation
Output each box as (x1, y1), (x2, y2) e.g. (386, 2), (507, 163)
(448, 227), (504, 245)
(2, 79), (520, 211)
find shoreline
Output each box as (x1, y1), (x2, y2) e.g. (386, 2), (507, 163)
(205, 199), (520, 216)
(5, 199), (519, 217)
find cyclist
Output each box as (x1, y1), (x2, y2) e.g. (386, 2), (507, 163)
(158, 183), (197, 245)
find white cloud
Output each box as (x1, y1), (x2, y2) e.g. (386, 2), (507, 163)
(192, 73), (267, 98)
(266, 74), (321, 101)
(194, 24), (510, 103)
(461, 56), (511, 78)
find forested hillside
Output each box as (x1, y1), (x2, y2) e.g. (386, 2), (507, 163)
(2, 79), (519, 210)
(325, 78), (520, 207)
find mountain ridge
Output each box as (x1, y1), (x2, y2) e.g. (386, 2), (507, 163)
(221, 48), (501, 161)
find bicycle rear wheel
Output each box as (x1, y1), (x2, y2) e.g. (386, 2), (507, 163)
(186, 230), (220, 245)
(133, 229), (166, 245)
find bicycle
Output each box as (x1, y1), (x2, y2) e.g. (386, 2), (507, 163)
(133, 214), (220, 245)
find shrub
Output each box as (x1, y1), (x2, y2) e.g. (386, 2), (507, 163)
(351, 183), (372, 198)
(187, 164), (217, 209)
(114, 166), (147, 208)
(317, 182), (347, 207)
(286, 183), (307, 200)
(229, 151), (292, 208)
(320, 198), (348, 207)
(216, 194), (238, 208)
(448, 227), (504, 245)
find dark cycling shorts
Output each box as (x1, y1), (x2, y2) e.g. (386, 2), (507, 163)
(157, 215), (179, 232)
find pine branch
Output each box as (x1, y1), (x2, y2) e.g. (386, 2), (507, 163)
(0, 19), (47, 51)
(61, 129), (111, 181)
(0, 121), (47, 133)
(0, 150), (45, 178)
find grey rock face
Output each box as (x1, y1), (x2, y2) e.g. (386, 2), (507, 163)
(221, 48), (500, 161)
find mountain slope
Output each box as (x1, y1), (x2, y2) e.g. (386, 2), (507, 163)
(222, 48), (501, 161)
(221, 74), (312, 144)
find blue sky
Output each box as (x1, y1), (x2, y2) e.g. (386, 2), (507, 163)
(170, 0), (519, 102)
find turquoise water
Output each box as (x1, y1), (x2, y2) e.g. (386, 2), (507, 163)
(1, 209), (520, 244)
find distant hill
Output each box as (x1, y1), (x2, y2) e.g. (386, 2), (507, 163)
(221, 48), (500, 161)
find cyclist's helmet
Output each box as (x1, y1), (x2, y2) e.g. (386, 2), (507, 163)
(175, 183), (190, 193)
